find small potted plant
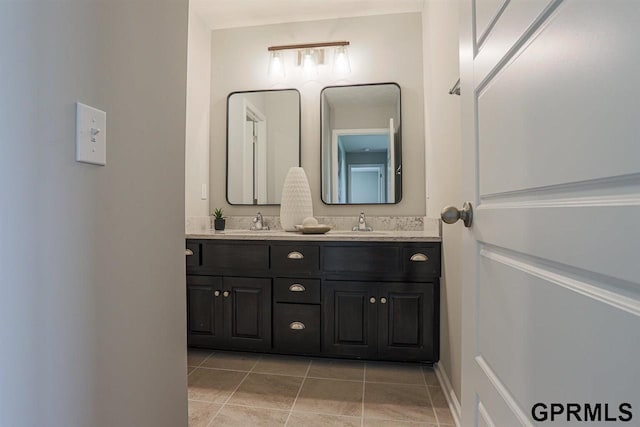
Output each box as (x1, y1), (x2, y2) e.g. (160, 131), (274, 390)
(212, 208), (226, 231)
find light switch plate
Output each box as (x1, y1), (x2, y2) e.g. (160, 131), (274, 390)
(76, 102), (106, 166)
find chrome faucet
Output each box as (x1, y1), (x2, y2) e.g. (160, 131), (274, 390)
(251, 212), (269, 231)
(353, 211), (373, 232)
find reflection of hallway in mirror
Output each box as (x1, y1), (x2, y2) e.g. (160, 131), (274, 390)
(349, 164), (385, 203)
(335, 132), (390, 203)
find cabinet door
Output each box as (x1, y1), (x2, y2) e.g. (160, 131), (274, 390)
(322, 281), (377, 358)
(378, 282), (435, 361)
(223, 277), (272, 351)
(186, 276), (224, 347)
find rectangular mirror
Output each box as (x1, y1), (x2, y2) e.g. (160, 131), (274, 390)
(321, 83), (402, 205)
(227, 89), (301, 205)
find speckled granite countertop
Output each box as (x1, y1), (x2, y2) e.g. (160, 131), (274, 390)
(186, 229), (441, 242)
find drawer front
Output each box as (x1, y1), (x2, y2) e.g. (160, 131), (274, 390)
(323, 245), (401, 275)
(271, 245), (320, 274)
(403, 247), (441, 278)
(274, 278), (321, 304)
(201, 242), (269, 272)
(274, 304), (320, 354)
(186, 241), (201, 268)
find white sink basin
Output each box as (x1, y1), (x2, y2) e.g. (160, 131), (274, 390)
(327, 230), (391, 236)
(215, 229), (278, 235)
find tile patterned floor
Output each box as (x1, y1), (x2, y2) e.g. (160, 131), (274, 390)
(188, 348), (455, 427)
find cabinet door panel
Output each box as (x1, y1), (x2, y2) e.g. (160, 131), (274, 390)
(224, 277), (272, 350)
(186, 276), (224, 347)
(378, 282), (435, 361)
(322, 281), (377, 358)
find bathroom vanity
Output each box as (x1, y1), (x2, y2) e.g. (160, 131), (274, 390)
(185, 231), (441, 363)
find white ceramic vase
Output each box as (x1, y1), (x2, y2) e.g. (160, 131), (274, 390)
(280, 167), (313, 231)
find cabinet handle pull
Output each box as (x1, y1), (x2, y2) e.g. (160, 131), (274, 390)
(289, 284), (306, 292)
(370, 297), (376, 304)
(185, 249), (194, 256)
(289, 321), (306, 330)
(380, 297), (387, 304)
(410, 253), (428, 262)
(287, 251), (304, 259)
(214, 290), (220, 297)
(223, 291), (230, 298)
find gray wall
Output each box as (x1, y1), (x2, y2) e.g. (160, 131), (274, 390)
(423, 0), (463, 407)
(186, 9), (212, 217)
(209, 13), (425, 216)
(1, 2), (188, 426)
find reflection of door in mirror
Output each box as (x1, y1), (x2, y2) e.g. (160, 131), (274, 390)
(321, 83), (401, 205)
(331, 129), (391, 203)
(227, 89), (300, 205)
(242, 101), (267, 204)
(349, 164), (385, 203)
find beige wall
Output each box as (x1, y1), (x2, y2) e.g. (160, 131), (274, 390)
(423, 0), (463, 406)
(0, 2), (188, 426)
(186, 9), (212, 217)
(209, 13), (426, 216)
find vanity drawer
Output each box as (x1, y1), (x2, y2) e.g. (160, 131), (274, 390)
(186, 242), (201, 268)
(274, 303), (320, 354)
(274, 278), (321, 304)
(323, 245), (402, 275)
(403, 247), (441, 277)
(201, 242), (269, 272)
(271, 245), (320, 274)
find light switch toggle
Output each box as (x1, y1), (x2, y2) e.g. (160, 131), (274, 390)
(90, 127), (101, 142)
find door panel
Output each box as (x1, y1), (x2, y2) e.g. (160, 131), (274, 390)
(477, 249), (639, 416)
(224, 277), (271, 350)
(378, 283), (435, 361)
(186, 276), (223, 347)
(477, 1), (640, 196)
(322, 281), (377, 358)
(474, 0), (508, 48)
(460, 0), (640, 425)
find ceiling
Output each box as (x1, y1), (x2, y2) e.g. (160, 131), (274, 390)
(324, 84), (400, 109)
(340, 134), (390, 153)
(191, 0), (425, 30)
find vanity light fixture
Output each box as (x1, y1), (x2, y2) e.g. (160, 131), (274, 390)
(333, 45), (351, 74)
(267, 41), (350, 77)
(268, 50), (286, 78)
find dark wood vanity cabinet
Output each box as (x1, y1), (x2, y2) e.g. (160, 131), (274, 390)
(186, 275), (271, 350)
(323, 281), (436, 361)
(186, 239), (441, 363)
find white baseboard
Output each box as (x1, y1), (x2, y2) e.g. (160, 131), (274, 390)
(434, 362), (462, 427)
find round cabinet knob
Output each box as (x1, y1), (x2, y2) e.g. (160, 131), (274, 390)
(441, 201), (473, 227)
(214, 290), (220, 297)
(380, 297), (387, 304)
(370, 297), (376, 304)
(223, 291), (230, 297)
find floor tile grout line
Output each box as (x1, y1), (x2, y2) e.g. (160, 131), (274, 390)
(423, 367), (441, 427)
(361, 363), (367, 427)
(220, 401), (363, 419)
(284, 359), (312, 426)
(187, 349), (216, 377)
(204, 357), (260, 427)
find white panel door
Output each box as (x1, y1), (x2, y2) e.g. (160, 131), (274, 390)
(459, 1), (640, 426)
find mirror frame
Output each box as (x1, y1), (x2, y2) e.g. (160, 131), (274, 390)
(225, 88), (302, 206)
(320, 82), (403, 205)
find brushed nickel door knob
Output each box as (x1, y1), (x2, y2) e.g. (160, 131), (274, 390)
(214, 290), (220, 297)
(370, 297), (376, 304)
(441, 202), (473, 227)
(380, 297), (387, 304)
(223, 291), (230, 297)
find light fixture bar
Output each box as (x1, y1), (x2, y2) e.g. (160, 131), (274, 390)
(268, 41), (350, 52)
